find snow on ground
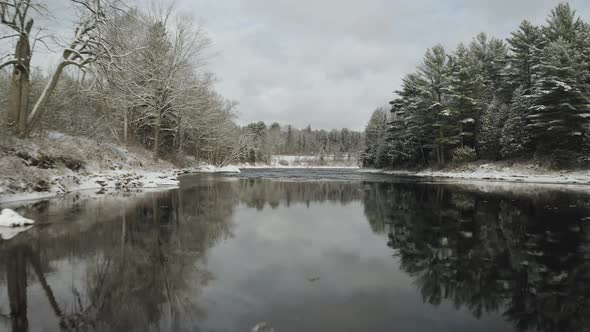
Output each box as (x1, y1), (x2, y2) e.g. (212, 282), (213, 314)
(0, 165), (245, 204)
(0, 209), (35, 227)
(238, 155), (360, 169)
(362, 162), (590, 186)
(200, 165), (241, 173)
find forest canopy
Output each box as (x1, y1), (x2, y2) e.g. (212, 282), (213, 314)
(363, 2), (590, 169)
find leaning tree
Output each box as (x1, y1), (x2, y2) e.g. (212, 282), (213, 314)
(1, 0), (120, 136)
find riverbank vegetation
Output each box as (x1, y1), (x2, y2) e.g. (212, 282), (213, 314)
(1, 0), (241, 165)
(0, 0), (363, 176)
(363, 3), (590, 170)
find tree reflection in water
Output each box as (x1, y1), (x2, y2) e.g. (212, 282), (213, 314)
(1, 175), (590, 332)
(0, 178), (362, 332)
(365, 182), (590, 332)
(0, 179), (239, 332)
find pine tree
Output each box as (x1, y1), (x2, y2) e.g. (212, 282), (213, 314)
(392, 73), (435, 166)
(506, 20), (545, 92)
(363, 108), (389, 167)
(500, 88), (533, 159)
(138, 22), (176, 160)
(544, 3), (584, 44)
(478, 99), (508, 159)
(544, 2), (590, 87)
(446, 43), (478, 149)
(527, 39), (590, 156)
(469, 33), (509, 102)
(367, 2), (590, 167)
(418, 45), (458, 165)
(419, 45), (448, 103)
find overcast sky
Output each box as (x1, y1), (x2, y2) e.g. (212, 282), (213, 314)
(175, 0), (590, 130)
(4, 0), (590, 130)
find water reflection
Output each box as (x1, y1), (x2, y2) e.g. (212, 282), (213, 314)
(0, 182), (238, 332)
(0, 173), (589, 331)
(372, 183), (590, 332)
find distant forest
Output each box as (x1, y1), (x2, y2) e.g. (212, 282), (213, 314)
(363, 3), (590, 169)
(238, 122), (363, 164)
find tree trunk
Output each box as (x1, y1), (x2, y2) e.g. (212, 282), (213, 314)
(17, 76), (30, 135)
(24, 62), (68, 137)
(9, 67), (29, 134)
(438, 128), (446, 165)
(175, 118), (182, 151)
(123, 108), (129, 144)
(153, 109), (161, 161)
(9, 23), (33, 135)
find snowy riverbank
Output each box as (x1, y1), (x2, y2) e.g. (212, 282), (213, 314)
(0, 132), (243, 204)
(238, 155), (360, 168)
(0, 166), (242, 204)
(362, 161), (590, 186)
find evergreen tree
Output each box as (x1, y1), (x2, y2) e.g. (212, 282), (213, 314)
(446, 43), (478, 149)
(478, 99), (508, 159)
(392, 73), (435, 166)
(506, 20), (545, 92)
(544, 3), (584, 44)
(469, 33), (509, 102)
(365, 2), (590, 168)
(418, 45), (457, 165)
(528, 39), (590, 156)
(363, 108), (389, 167)
(500, 87), (533, 158)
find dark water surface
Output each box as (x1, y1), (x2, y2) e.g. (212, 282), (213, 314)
(1, 169), (590, 332)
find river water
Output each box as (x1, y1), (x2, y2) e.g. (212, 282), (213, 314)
(0, 169), (589, 332)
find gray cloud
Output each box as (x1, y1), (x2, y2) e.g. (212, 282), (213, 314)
(178, 0), (590, 130)
(6, 0), (590, 130)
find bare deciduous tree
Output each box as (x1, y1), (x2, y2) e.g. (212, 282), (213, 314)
(0, 0), (44, 134)
(24, 0), (120, 136)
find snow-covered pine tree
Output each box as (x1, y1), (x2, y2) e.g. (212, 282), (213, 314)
(418, 45), (458, 165)
(500, 88), (533, 159)
(363, 108), (389, 167)
(506, 20), (545, 92)
(446, 43), (478, 150)
(478, 98), (508, 160)
(139, 22), (176, 160)
(543, 2), (590, 89)
(527, 39), (590, 158)
(544, 3), (585, 44)
(392, 73), (435, 166)
(469, 33), (509, 103)
(466, 34), (510, 159)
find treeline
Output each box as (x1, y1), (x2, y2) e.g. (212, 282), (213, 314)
(364, 3), (590, 169)
(238, 122), (363, 164)
(1, 0), (239, 165)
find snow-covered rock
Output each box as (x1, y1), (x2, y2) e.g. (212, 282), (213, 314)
(155, 179), (180, 186)
(0, 226), (33, 240)
(199, 165), (241, 173)
(202, 165), (217, 172)
(216, 166), (241, 173)
(0, 209), (35, 227)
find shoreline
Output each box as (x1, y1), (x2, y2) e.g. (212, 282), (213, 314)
(5, 162), (590, 205)
(360, 164), (590, 187)
(0, 161), (362, 205)
(0, 166), (243, 205)
(0, 169), (183, 205)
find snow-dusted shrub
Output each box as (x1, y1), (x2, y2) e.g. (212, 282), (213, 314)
(452, 146), (477, 163)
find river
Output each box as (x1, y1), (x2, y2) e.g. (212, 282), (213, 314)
(0, 168), (589, 332)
